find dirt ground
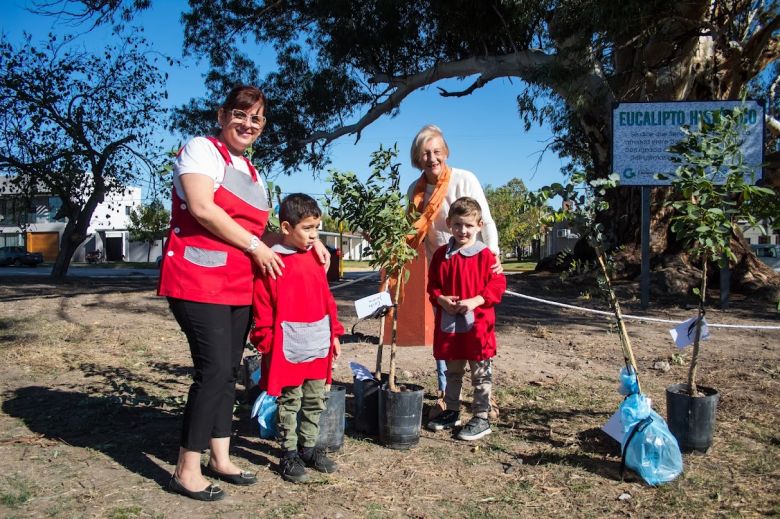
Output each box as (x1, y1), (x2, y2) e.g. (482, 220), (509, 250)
(0, 271), (777, 519)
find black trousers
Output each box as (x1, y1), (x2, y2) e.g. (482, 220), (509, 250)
(168, 298), (251, 451)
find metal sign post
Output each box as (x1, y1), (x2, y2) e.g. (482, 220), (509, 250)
(641, 186), (650, 309)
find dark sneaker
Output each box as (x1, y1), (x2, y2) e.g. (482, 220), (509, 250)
(457, 417), (492, 441)
(280, 452), (309, 483)
(299, 447), (338, 474)
(427, 410), (461, 431)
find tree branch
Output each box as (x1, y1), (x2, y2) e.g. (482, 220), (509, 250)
(437, 74), (493, 97)
(767, 114), (780, 136)
(94, 135), (136, 175)
(301, 50), (597, 146)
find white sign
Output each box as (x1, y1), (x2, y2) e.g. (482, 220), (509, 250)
(602, 410), (624, 442)
(613, 100), (764, 186)
(354, 291), (392, 319)
(349, 361), (375, 381)
(669, 316), (710, 349)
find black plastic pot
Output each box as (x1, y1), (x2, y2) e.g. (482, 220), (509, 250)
(316, 385), (346, 452)
(665, 383), (719, 452)
(378, 383), (424, 450)
(353, 374), (391, 436)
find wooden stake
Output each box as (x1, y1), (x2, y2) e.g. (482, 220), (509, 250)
(595, 246), (642, 394)
(374, 276), (390, 380)
(387, 266), (403, 392)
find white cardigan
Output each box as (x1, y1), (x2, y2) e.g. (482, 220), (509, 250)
(406, 167), (500, 260)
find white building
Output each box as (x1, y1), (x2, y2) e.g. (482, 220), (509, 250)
(0, 177), (152, 262)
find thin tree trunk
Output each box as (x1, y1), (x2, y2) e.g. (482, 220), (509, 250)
(387, 267), (403, 392)
(594, 245), (642, 392)
(687, 258), (708, 396)
(374, 276), (389, 379)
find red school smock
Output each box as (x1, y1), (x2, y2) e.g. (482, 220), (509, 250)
(427, 239), (506, 361)
(158, 137), (270, 305)
(250, 244), (344, 397)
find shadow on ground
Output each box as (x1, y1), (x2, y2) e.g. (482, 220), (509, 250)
(2, 386), (178, 486)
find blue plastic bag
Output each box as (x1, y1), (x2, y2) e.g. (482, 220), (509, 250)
(618, 366), (639, 396)
(250, 391), (278, 439)
(619, 393), (683, 485)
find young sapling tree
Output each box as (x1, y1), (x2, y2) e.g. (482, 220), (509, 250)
(326, 145), (418, 391)
(530, 172), (641, 387)
(663, 105), (778, 396)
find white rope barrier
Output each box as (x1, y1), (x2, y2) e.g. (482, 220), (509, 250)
(329, 273), (780, 330)
(505, 290), (780, 330)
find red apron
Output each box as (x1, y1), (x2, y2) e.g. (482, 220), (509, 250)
(251, 246), (344, 396)
(158, 137), (269, 305)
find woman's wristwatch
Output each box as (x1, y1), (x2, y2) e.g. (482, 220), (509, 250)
(245, 235), (261, 253)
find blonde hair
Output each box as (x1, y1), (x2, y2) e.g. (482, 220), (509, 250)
(410, 124), (450, 169)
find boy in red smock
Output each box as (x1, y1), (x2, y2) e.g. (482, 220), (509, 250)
(250, 194), (343, 482)
(426, 197), (506, 441)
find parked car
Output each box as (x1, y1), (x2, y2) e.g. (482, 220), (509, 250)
(0, 246), (44, 267)
(751, 243), (780, 272)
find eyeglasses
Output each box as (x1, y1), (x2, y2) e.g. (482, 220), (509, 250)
(230, 109), (266, 129)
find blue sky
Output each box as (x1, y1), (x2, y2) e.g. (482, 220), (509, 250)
(3, 0), (568, 201)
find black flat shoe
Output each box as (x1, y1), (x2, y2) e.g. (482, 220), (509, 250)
(168, 476), (225, 501)
(203, 465), (258, 486)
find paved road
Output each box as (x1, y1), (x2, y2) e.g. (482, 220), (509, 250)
(0, 265), (160, 278)
(0, 266), (378, 281)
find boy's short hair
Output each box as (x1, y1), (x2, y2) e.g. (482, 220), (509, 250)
(279, 193), (322, 227)
(448, 197), (482, 221)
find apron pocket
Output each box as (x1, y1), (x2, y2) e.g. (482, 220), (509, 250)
(282, 315), (331, 363)
(183, 246), (228, 268)
(440, 310), (475, 333)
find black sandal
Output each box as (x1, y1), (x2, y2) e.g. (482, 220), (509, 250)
(168, 476), (226, 501)
(203, 465), (258, 486)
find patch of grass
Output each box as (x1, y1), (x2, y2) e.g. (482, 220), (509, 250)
(502, 260), (537, 272)
(342, 260), (374, 271)
(458, 501), (507, 519)
(264, 502), (304, 518)
(107, 505), (142, 519)
(365, 502), (388, 519)
(0, 475), (36, 508)
(484, 430), (513, 454)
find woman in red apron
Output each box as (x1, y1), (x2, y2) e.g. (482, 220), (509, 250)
(158, 85), (328, 501)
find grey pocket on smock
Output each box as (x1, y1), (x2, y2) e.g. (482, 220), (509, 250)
(282, 315), (332, 363)
(440, 310), (475, 333)
(183, 246), (228, 268)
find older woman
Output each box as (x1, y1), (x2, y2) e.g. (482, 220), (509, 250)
(406, 125), (501, 406)
(158, 85), (327, 501)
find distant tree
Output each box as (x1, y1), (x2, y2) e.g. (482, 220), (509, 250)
(485, 178), (541, 257)
(0, 32), (168, 278)
(320, 212), (342, 233)
(127, 199), (170, 262)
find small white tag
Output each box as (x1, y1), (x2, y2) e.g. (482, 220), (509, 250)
(669, 316), (710, 349)
(602, 409), (624, 442)
(354, 291), (392, 319)
(349, 361), (375, 381)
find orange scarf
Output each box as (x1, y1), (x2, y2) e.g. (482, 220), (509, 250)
(407, 165), (452, 251)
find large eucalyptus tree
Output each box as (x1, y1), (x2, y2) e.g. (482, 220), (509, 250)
(38, 0), (779, 289)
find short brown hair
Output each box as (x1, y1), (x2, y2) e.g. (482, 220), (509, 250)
(221, 85), (267, 112)
(279, 193), (322, 227)
(410, 124), (449, 169)
(448, 197), (482, 221)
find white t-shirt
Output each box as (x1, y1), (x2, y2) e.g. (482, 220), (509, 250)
(406, 167), (500, 260)
(173, 136), (255, 200)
